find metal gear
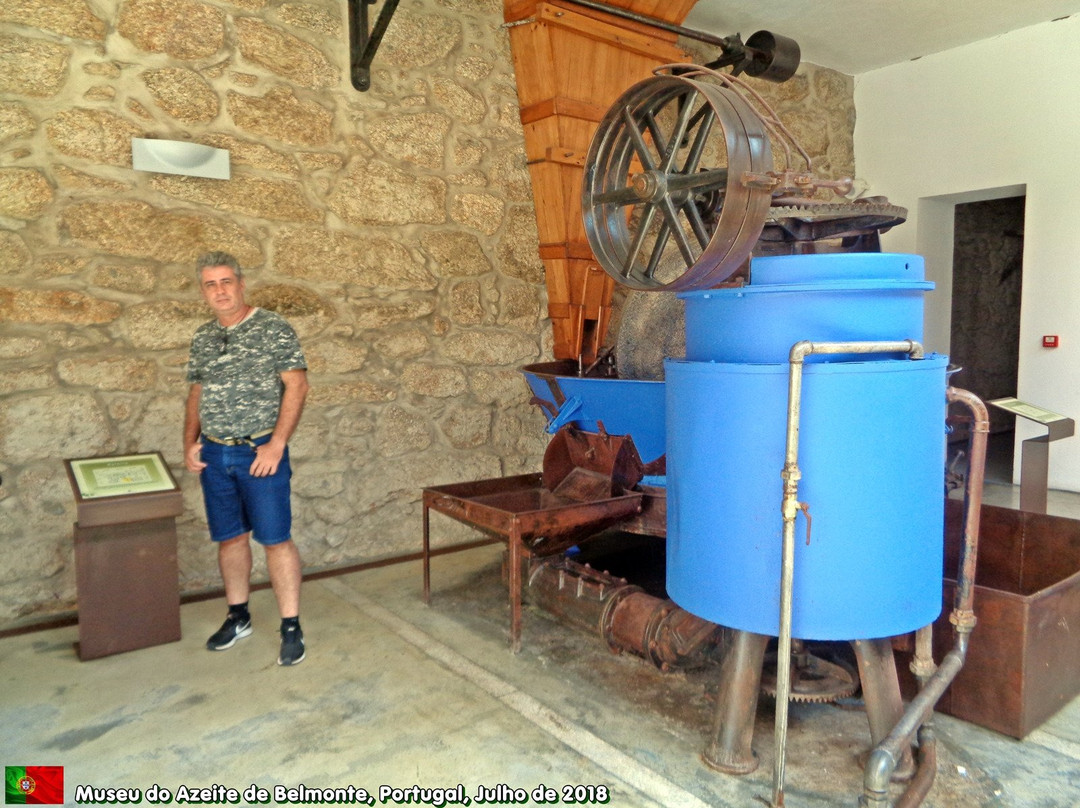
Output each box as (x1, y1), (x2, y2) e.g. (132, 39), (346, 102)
(760, 642), (860, 703)
(761, 198), (908, 244)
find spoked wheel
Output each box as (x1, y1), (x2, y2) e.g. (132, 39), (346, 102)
(583, 71), (773, 292)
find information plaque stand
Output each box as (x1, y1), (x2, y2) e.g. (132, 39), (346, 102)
(988, 398), (1075, 514)
(64, 452), (183, 660)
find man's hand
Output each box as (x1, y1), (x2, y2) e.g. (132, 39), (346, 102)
(185, 441), (206, 474)
(250, 439), (286, 477)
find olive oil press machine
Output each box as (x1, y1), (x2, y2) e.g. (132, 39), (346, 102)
(423, 47), (989, 808)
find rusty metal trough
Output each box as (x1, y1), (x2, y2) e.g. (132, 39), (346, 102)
(898, 498), (1080, 739)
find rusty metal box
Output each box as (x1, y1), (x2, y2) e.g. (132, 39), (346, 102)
(908, 500), (1080, 738)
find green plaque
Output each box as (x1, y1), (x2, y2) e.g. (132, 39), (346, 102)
(66, 453), (178, 500)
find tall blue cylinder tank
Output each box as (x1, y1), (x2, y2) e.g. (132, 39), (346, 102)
(665, 356), (946, 639)
(664, 355), (948, 640)
(680, 253), (934, 364)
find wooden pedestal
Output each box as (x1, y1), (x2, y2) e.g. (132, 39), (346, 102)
(74, 514), (182, 660)
(65, 454), (183, 660)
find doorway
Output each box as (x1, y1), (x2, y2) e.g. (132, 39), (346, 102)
(948, 195), (1025, 483)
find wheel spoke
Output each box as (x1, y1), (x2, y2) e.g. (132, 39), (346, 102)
(644, 224), (673, 279)
(622, 203), (657, 278)
(642, 111), (665, 162)
(660, 88), (699, 172)
(682, 198), (711, 249)
(659, 195), (697, 267)
(622, 105), (657, 171)
(682, 105), (716, 175)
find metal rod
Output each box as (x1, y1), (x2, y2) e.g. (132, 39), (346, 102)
(776, 339), (925, 807)
(559, 0), (736, 49)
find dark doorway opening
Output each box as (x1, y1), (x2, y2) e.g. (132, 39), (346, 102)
(948, 195), (1025, 484)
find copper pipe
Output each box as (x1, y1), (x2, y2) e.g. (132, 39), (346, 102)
(946, 386), (989, 622)
(893, 725), (938, 808)
(860, 386), (988, 808)
(910, 625), (936, 683)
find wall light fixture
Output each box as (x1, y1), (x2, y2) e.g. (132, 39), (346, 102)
(131, 138), (230, 180)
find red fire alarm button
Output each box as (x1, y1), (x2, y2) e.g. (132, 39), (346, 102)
(1043, 335), (1060, 348)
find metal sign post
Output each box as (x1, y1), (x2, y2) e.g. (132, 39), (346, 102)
(988, 398), (1075, 514)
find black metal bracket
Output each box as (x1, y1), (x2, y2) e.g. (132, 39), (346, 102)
(347, 0), (400, 91)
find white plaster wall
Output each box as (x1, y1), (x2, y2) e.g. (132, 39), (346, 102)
(853, 15), (1080, 491)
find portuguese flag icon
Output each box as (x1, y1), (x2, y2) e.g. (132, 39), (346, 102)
(5, 767), (63, 804)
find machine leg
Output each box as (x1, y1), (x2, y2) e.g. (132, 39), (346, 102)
(509, 526), (522, 653)
(703, 629), (770, 774)
(853, 637), (916, 781)
(422, 504), (431, 605)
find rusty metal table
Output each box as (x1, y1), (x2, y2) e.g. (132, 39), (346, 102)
(422, 473), (643, 652)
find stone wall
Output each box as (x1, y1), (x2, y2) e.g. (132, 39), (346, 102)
(0, 0), (856, 627)
(0, 0), (551, 626)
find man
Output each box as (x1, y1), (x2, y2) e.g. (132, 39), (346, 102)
(183, 251), (310, 666)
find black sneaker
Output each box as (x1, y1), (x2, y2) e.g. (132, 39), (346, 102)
(206, 613), (252, 651)
(278, 624), (305, 666)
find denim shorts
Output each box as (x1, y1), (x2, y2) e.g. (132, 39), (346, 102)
(199, 433), (292, 546)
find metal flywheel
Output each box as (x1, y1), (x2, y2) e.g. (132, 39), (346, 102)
(583, 68), (774, 292)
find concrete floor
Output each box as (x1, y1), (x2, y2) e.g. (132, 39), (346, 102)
(3, 528), (1080, 808)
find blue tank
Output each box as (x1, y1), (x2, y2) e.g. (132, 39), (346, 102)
(664, 354), (948, 639)
(680, 253), (934, 364)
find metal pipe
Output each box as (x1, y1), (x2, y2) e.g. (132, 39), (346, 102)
(559, 0), (737, 49)
(775, 339), (925, 807)
(859, 386), (988, 807)
(525, 556), (722, 670)
(859, 647), (965, 808)
(773, 344), (806, 806)
(910, 625), (936, 683)
(894, 723), (938, 808)
(946, 386), (989, 621)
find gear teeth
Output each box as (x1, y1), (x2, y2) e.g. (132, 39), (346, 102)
(759, 650), (860, 703)
(765, 201), (908, 223)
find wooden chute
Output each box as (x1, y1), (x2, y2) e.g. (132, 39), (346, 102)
(504, 0), (695, 362)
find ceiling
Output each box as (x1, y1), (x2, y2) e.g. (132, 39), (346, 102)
(681, 0), (1080, 75)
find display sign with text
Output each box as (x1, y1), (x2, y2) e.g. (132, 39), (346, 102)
(65, 453), (178, 501)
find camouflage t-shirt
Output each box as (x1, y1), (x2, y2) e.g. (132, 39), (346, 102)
(186, 307), (306, 438)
